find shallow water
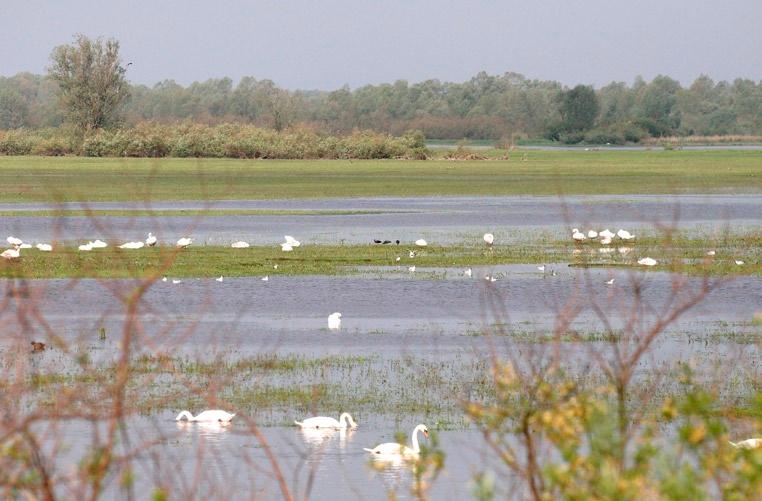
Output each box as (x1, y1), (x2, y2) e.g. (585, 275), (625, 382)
(1, 194), (760, 245)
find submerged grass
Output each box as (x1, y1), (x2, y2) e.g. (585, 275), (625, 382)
(0, 149), (760, 202)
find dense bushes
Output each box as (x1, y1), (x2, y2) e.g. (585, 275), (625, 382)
(0, 124), (428, 159)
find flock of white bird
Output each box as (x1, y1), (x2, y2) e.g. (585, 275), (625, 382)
(176, 409), (428, 459)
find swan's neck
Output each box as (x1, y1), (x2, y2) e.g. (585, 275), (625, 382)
(176, 410), (194, 421)
(340, 413), (355, 428)
(411, 427), (421, 453)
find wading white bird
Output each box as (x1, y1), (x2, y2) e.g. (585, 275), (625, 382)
(637, 257), (657, 266)
(261, 276), (269, 281)
(215, 276), (224, 282)
(90, 239), (108, 248)
(464, 268), (472, 278)
(729, 438), (762, 449)
(176, 237), (192, 248)
(35, 243), (52, 252)
(295, 412), (357, 429)
(617, 229), (634, 240)
(172, 279), (182, 284)
(483, 233), (494, 246)
(605, 278), (615, 285)
(415, 239), (427, 247)
(119, 241), (144, 250)
(537, 265), (546, 273)
(572, 229), (586, 242)
(364, 424), (429, 458)
(1, 248), (20, 260)
(587, 230), (598, 238)
(599, 229), (615, 240)
(281, 242), (293, 252)
(78, 243), (93, 251)
(284, 235), (301, 247)
(328, 312), (342, 330)
(6, 236), (22, 248)
(231, 241), (250, 248)
(408, 266), (416, 272)
(145, 232), (157, 246)
(175, 410), (235, 422)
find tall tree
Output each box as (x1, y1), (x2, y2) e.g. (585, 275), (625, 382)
(558, 85), (599, 133)
(48, 34), (130, 131)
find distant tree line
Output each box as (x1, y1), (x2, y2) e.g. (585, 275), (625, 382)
(1, 39), (762, 143)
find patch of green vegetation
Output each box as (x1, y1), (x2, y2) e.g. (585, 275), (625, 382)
(0, 149), (760, 203)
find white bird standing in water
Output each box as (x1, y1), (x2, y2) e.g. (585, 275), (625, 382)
(605, 278), (615, 285)
(537, 265), (546, 273)
(145, 232), (157, 246)
(215, 276), (224, 282)
(176, 237), (192, 248)
(464, 268), (472, 278)
(408, 266), (416, 273)
(176, 410), (235, 422)
(328, 312), (342, 330)
(172, 279), (182, 284)
(295, 412), (357, 429)
(261, 276), (269, 281)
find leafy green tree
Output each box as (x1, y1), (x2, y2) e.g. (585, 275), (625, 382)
(48, 34), (130, 131)
(0, 88), (28, 129)
(558, 85), (599, 133)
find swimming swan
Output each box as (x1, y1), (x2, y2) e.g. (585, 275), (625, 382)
(364, 424), (429, 458)
(295, 412), (357, 429)
(175, 410), (235, 422)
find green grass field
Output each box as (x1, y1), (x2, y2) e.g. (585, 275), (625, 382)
(0, 150), (760, 202)
(1, 235), (757, 279)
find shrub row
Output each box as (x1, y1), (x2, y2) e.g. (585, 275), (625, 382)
(0, 124), (428, 159)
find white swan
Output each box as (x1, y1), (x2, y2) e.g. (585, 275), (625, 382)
(231, 241), (250, 248)
(408, 266), (415, 273)
(599, 229), (615, 239)
(215, 276), (224, 282)
(281, 242), (293, 252)
(176, 237), (192, 248)
(572, 229), (586, 242)
(364, 424), (429, 458)
(261, 275), (269, 281)
(617, 229), (634, 240)
(735, 260), (745, 266)
(483, 233), (494, 246)
(637, 257), (657, 266)
(284, 235), (301, 247)
(587, 230), (598, 238)
(1, 248), (20, 260)
(464, 268), (472, 278)
(35, 243), (52, 252)
(175, 410), (235, 422)
(6, 236), (22, 247)
(730, 438), (762, 449)
(295, 412), (357, 429)
(78, 242), (93, 251)
(328, 312), (342, 330)
(119, 241), (145, 250)
(90, 239), (108, 248)
(415, 239), (427, 247)
(145, 232), (157, 246)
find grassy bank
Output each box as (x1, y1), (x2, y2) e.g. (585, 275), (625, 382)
(0, 235), (757, 279)
(0, 149), (760, 202)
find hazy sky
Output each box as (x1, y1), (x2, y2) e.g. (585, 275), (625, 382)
(1, 0), (760, 90)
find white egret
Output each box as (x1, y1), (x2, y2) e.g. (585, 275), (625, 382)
(364, 424), (429, 458)
(35, 243), (52, 252)
(175, 410), (235, 422)
(464, 268), (472, 278)
(415, 239), (427, 247)
(587, 230), (598, 238)
(327, 312), (342, 330)
(119, 241), (145, 250)
(483, 233), (494, 246)
(637, 257), (657, 266)
(1, 248), (20, 260)
(281, 242), (293, 252)
(572, 229), (586, 242)
(90, 240), (108, 248)
(176, 237), (192, 248)
(295, 412), (357, 429)
(284, 235), (301, 247)
(231, 241), (250, 248)
(145, 232), (157, 246)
